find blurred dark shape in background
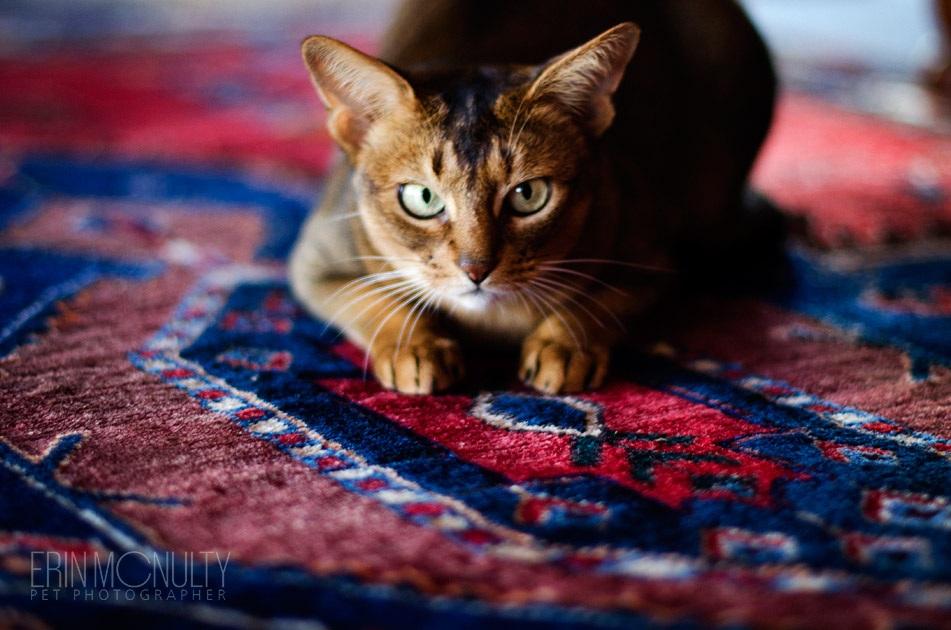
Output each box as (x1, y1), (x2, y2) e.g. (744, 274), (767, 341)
(929, 0), (951, 91)
(0, 0), (948, 126)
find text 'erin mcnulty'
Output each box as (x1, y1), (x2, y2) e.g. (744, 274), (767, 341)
(30, 551), (231, 602)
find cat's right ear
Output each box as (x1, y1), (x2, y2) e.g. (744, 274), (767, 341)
(302, 36), (416, 155)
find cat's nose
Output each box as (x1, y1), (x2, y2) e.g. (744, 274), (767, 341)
(458, 258), (496, 286)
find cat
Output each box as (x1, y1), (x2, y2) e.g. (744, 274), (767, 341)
(290, 0), (776, 395)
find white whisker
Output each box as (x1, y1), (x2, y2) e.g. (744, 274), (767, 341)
(320, 269), (407, 305)
(522, 284), (583, 349)
(530, 284), (586, 349)
(362, 285), (429, 380)
(332, 255), (425, 266)
(518, 286), (552, 336)
(330, 272), (412, 306)
(511, 108), (534, 155)
(506, 86), (531, 149)
(531, 278), (608, 331)
(323, 279), (417, 334)
(512, 289), (536, 322)
(394, 288), (437, 365)
(404, 289), (440, 369)
(536, 265), (629, 296)
(319, 211), (361, 224)
(534, 275), (626, 332)
(543, 258), (673, 273)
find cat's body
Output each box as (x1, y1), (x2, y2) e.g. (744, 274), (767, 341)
(290, 0), (775, 394)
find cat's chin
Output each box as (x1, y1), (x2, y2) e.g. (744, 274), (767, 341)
(447, 288), (505, 313)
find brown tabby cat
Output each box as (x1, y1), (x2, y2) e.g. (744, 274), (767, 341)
(290, 0), (775, 395)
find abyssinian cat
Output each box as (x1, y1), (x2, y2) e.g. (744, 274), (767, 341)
(290, 0), (775, 395)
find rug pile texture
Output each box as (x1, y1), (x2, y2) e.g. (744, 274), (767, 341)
(2, 4), (951, 629)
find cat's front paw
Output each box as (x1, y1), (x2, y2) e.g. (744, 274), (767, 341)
(371, 336), (464, 395)
(519, 337), (610, 395)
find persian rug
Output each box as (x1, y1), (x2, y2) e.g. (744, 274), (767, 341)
(2, 5), (951, 629)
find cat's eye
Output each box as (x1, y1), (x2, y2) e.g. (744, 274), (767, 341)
(506, 178), (551, 216)
(398, 183), (445, 219)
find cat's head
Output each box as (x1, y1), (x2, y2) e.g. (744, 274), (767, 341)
(302, 24), (639, 312)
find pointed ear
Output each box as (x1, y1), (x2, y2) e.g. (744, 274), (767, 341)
(527, 23), (640, 137)
(302, 36), (416, 155)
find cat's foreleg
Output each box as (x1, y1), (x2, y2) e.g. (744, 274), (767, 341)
(519, 285), (655, 394)
(292, 272), (464, 395)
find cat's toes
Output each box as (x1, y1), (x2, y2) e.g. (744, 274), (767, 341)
(519, 338), (609, 394)
(373, 337), (463, 395)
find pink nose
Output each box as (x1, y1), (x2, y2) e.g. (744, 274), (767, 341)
(458, 259), (495, 285)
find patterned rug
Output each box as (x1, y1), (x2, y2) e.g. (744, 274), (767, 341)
(2, 5), (951, 630)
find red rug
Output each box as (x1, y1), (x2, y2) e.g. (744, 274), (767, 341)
(2, 6), (951, 629)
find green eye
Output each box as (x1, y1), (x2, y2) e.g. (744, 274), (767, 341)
(506, 178), (551, 215)
(398, 183), (445, 219)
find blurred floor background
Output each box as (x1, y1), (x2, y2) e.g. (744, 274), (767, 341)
(1, 0), (948, 131)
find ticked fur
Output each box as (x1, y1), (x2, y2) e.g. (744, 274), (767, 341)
(291, 2), (774, 395)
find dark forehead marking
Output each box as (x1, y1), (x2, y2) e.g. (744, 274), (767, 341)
(431, 147), (443, 177)
(499, 144), (514, 178)
(411, 66), (526, 183)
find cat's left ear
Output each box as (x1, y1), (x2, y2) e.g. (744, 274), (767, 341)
(528, 23), (640, 137)
(302, 36), (416, 155)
